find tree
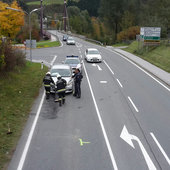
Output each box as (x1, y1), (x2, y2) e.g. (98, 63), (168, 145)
(0, 1), (24, 39)
(120, 11), (135, 30)
(99, 0), (127, 40)
(68, 6), (92, 34)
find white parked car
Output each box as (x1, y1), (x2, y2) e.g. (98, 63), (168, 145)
(66, 36), (75, 45)
(50, 64), (73, 93)
(85, 48), (102, 62)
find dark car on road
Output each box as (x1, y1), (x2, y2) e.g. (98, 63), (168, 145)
(63, 34), (68, 41)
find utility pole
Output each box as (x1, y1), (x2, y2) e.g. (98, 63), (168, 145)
(40, 0), (43, 38)
(63, 0), (67, 32)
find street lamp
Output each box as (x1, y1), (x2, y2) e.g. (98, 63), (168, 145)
(6, 7), (41, 62)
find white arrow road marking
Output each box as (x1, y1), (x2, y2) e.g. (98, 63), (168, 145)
(120, 126), (135, 148)
(150, 132), (170, 165)
(91, 63), (102, 71)
(120, 125), (157, 170)
(128, 96), (139, 112)
(96, 64), (102, 71)
(76, 42), (82, 47)
(100, 81), (107, 84)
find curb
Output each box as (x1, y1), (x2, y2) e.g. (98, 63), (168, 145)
(112, 49), (170, 87)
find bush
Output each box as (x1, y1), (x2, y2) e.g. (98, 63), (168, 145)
(0, 54), (5, 70)
(0, 41), (26, 71)
(0, 40), (5, 70)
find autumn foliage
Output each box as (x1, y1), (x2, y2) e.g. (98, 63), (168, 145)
(117, 26), (140, 42)
(0, 1), (24, 39)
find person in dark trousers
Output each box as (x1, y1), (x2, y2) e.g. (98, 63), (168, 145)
(55, 74), (67, 106)
(72, 68), (83, 98)
(43, 72), (55, 99)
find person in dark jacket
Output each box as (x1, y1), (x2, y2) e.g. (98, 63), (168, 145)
(43, 72), (55, 99)
(72, 68), (83, 98)
(55, 74), (67, 106)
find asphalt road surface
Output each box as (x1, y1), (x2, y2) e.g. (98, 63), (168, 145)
(8, 31), (170, 170)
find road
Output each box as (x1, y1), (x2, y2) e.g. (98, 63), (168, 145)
(8, 31), (170, 170)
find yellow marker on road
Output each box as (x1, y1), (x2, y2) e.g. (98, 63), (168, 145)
(79, 138), (90, 146)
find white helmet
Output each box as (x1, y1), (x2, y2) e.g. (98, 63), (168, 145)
(46, 72), (51, 75)
(56, 73), (61, 79)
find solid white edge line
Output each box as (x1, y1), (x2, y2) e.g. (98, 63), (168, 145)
(103, 60), (114, 75)
(128, 96), (139, 112)
(17, 55), (58, 170)
(109, 49), (170, 92)
(116, 79), (123, 88)
(150, 132), (170, 165)
(82, 61), (118, 170)
(17, 91), (45, 170)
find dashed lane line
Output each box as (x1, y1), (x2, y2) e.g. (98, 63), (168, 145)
(103, 60), (114, 75)
(106, 48), (170, 92)
(128, 96), (139, 113)
(150, 132), (170, 166)
(116, 79), (123, 88)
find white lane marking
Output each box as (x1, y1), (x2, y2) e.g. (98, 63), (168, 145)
(17, 54), (58, 170)
(58, 37), (63, 47)
(96, 64), (102, 71)
(150, 132), (170, 165)
(128, 96), (139, 112)
(17, 91), (45, 170)
(80, 55), (82, 59)
(51, 55), (57, 66)
(121, 126), (157, 170)
(116, 79), (123, 88)
(109, 49), (170, 92)
(76, 42), (82, 48)
(79, 51), (81, 54)
(82, 61), (118, 170)
(91, 63), (102, 71)
(103, 60), (114, 75)
(100, 81), (107, 83)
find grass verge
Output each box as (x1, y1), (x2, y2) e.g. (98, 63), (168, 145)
(0, 61), (48, 169)
(112, 42), (128, 47)
(37, 40), (60, 48)
(124, 41), (170, 73)
(27, 0), (64, 5)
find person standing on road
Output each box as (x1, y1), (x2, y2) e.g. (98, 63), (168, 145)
(72, 68), (83, 98)
(55, 74), (67, 106)
(43, 72), (55, 99)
